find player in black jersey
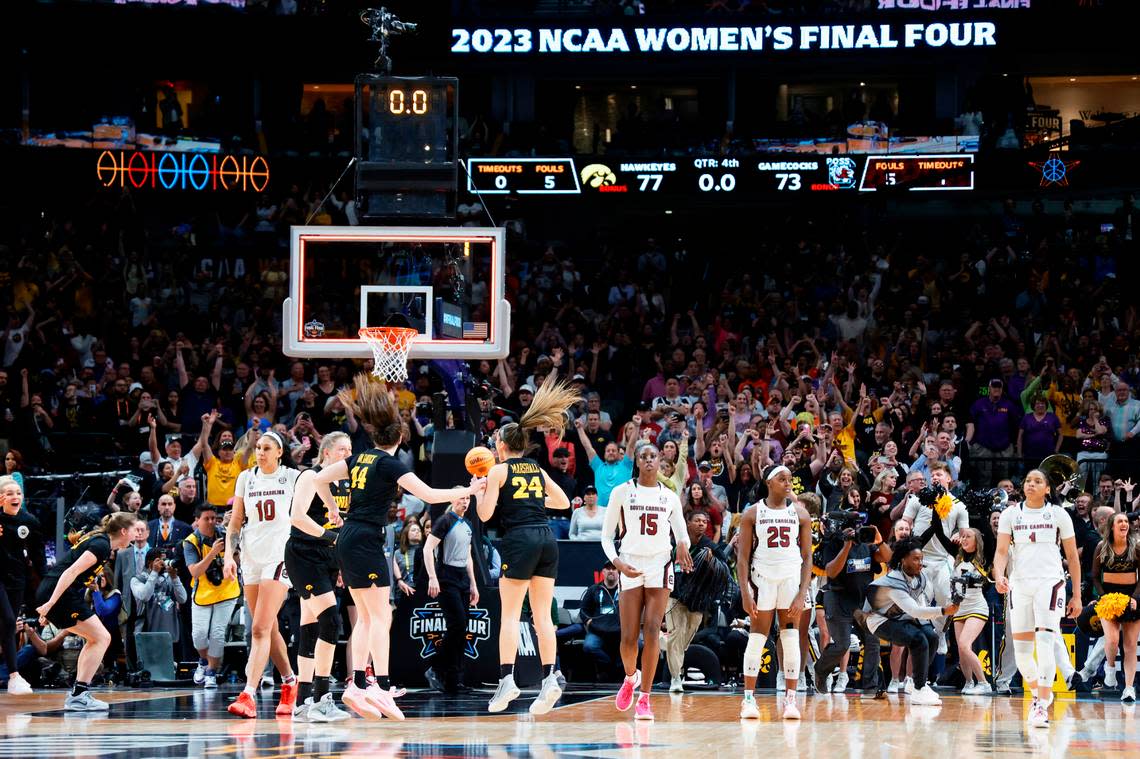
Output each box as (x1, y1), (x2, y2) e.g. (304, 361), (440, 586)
(35, 511), (137, 711)
(475, 375), (579, 715)
(286, 431), (352, 722)
(0, 476), (43, 692)
(312, 374), (482, 720)
(0, 476), (43, 694)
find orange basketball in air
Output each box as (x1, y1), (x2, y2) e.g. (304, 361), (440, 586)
(465, 446), (496, 477)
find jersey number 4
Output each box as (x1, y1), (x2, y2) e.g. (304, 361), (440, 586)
(766, 525), (792, 548)
(511, 476), (543, 500)
(253, 499), (276, 522)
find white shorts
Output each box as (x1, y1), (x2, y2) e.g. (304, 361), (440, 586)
(1009, 577), (1066, 634)
(241, 556), (292, 587)
(749, 567), (800, 611)
(618, 551), (674, 591)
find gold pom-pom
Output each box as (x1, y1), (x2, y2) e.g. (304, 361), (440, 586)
(934, 493), (953, 520)
(1094, 592), (1132, 621)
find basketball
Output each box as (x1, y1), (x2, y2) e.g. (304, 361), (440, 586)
(464, 446), (496, 477)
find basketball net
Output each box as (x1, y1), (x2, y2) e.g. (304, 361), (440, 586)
(359, 326), (418, 383)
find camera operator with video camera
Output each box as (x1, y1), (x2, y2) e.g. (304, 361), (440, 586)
(130, 548), (187, 645)
(182, 504), (239, 688)
(860, 537), (961, 706)
(813, 509), (891, 695)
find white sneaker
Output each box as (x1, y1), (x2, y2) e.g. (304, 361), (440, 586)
(740, 695), (760, 720)
(962, 682), (978, 695)
(833, 672), (849, 693)
(910, 685), (941, 706)
(669, 676), (684, 693)
(193, 663), (207, 685)
(796, 676), (806, 692)
(309, 692), (351, 722)
(776, 671), (786, 691)
(904, 677), (915, 695)
(886, 678), (902, 694)
(1028, 699), (1049, 728)
(293, 697), (312, 722)
(64, 691), (110, 711)
(973, 682), (992, 695)
(260, 673), (275, 689)
(1105, 667), (1119, 689)
(487, 675), (521, 713)
(1123, 687), (1137, 704)
(203, 672), (218, 690)
(528, 672), (563, 716)
(7, 673), (33, 695)
(782, 694), (801, 720)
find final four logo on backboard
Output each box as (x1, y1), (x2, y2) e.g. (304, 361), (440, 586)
(410, 603), (491, 659)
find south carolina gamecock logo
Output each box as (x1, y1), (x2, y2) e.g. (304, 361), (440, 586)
(410, 603), (491, 660)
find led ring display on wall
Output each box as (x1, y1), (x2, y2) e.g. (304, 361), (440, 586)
(96, 151), (270, 192)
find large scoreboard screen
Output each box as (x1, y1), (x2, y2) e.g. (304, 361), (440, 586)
(465, 154), (976, 198)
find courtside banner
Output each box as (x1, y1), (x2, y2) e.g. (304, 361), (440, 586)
(450, 21), (997, 56)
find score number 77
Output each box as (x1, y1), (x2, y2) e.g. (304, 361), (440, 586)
(636, 174), (663, 192)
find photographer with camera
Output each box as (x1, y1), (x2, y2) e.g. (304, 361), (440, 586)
(860, 537), (960, 706)
(813, 510), (891, 695)
(130, 548), (187, 647)
(182, 504), (239, 689)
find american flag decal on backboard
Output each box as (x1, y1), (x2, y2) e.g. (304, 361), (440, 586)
(463, 322), (489, 339)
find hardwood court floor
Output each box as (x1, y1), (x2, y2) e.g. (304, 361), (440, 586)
(1, 685), (1139, 758)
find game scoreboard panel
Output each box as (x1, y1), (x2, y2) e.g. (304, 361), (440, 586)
(466, 154), (975, 196)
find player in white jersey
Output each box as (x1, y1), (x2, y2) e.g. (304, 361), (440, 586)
(994, 469), (1081, 729)
(601, 443), (691, 721)
(736, 465), (812, 721)
(224, 431), (301, 718)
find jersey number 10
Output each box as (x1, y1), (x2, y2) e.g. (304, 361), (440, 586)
(253, 499), (276, 522)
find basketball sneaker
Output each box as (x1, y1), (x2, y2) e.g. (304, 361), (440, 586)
(1122, 686), (1136, 704)
(634, 693), (654, 721)
(293, 698), (313, 722)
(193, 662), (207, 685)
(366, 683), (405, 720)
(1028, 698), (1049, 728)
(782, 693), (801, 720)
(204, 670), (218, 690)
(309, 693), (351, 722)
(529, 671), (563, 716)
(488, 674), (521, 713)
(228, 691), (258, 718)
(7, 673), (33, 695)
(669, 676), (684, 694)
(342, 683), (383, 719)
(886, 678), (902, 694)
(64, 691), (110, 711)
(615, 671), (642, 712)
(910, 686), (941, 706)
(740, 694), (760, 719)
(904, 677), (915, 695)
(276, 681), (298, 716)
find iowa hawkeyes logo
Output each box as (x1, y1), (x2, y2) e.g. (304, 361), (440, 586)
(501, 563), (509, 571)
(71, 612), (80, 619)
(758, 649), (774, 675)
(979, 649), (992, 677)
(368, 573), (378, 580)
(580, 163), (617, 188)
(305, 584), (314, 591)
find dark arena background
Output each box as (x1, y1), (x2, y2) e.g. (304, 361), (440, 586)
(1, 1), (1139, 757)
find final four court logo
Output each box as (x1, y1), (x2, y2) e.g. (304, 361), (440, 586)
(410, 603), (491, 659)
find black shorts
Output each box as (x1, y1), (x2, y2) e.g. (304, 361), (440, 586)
(500, 526), (559, 581)
(337, 521), (390, 589)
(35, 580), (94, 630)
(284, 538), (339, 601)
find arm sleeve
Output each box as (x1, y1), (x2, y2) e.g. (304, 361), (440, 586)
(886, 587), (943, 620)
(600, 485), (625, 562)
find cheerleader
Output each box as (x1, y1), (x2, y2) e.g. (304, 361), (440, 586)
(285, 432), (353, 722)
(224, 432), (300, 718)
(312, 375), (481, 721)
(952, 527), (993, 694)
(1091, 511), (1140, 701)
(475, 375), (579, 715)
(0, 476), (42, 694)
(601, 443), (692, 720)
(35, 512), (137, 711)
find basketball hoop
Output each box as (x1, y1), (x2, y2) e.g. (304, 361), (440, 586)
(359, 326), (418, 382)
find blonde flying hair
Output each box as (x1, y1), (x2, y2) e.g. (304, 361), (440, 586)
(339, 373), (402, 447)
(70, 512), (138, 545)
(498, 374), (581, 453)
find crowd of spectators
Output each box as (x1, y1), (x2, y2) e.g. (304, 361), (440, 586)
(1, 179), (1138, 689)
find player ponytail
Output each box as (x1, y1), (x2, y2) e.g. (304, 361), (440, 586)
(339, 373), (402, 447)
(70, 511), (138, 544)
(316, 431), (351, 466)
(499, 374), (580, 453)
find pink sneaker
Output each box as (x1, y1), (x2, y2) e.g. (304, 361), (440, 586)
(782, 694), (801, 720)
(615, 671), (642, 712)
(634, 693), (654, 721)
(342, 683), (383, 720)
(366, 684), (405, 721)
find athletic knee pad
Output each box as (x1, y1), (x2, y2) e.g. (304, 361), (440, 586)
(780, 629), (800, 680)
(1012, 639), (1038, 688)
(298, 622), (317, 659)
(1035, 630), (1057, 688)
(743, 633), (767, 678)
(317, 606), (339, 645)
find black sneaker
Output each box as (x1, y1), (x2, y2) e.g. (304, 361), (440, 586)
(1068, 672), (1090, 693)
(424, 668), (444, 692)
